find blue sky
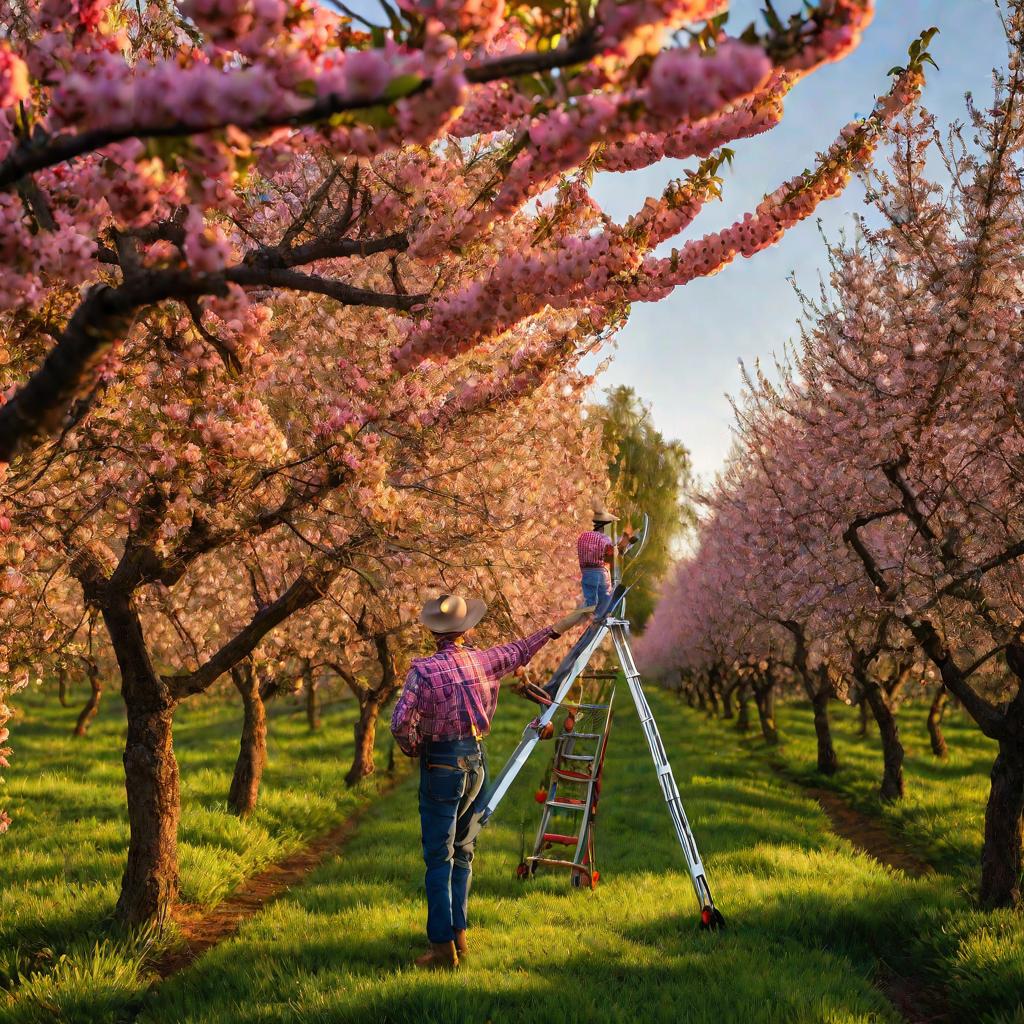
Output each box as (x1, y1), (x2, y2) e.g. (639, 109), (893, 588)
(588, 1), (1010, 483)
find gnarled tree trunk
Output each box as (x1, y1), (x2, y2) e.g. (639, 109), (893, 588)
(735, 682), (750, 732)
(810, 685), (839, 776)
(73, 658), (103, 737)
(58, 664), (71, 706)
(857, 697), (870, 737)
(785, 619), (838, 776)
(102, 598), (181, 927)
(303, 659), (320, 732)
(347, 696), (383, 786)
(721, 677), (736, 720)
(706, 686), (720, 717)
(752, 674), (778, 745)
(979, 739), (1024, 909)
(340, 633), (401, 787)
(927, 686), (948, 758)
(863, 683), (904, 801)
(228, 662), (267, 817)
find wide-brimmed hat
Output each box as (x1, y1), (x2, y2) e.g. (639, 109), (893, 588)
(420, 593), (488, 633)
(591, 502), (618, 524)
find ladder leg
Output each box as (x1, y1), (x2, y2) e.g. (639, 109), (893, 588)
(478, 624), (609, 823)
(610, 623), (725, 929)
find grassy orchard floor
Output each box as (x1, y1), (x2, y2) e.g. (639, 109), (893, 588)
(746, 698), (997, 880)
(704, 698), (1023, 1020)
(142, 692), (952, 1024)
(1, 688), (1020, 1023)
(0, 688), (396, 1022)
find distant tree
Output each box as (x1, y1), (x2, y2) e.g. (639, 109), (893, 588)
(591, 385), (696, 629)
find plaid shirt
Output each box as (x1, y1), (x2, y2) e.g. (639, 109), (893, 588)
(390, 628), (557, 756)
(578, 530), (613, 582)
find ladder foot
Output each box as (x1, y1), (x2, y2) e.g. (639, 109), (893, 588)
(699, 905), (726, 931)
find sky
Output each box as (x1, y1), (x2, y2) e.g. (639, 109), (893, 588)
(587, 1), (1011, 484)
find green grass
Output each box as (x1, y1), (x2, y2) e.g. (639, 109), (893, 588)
(137, 692), (958, 1024)
(3, 685), (1022, 1023)
(747, 698), (996, 880)
(0, 687), (396, 1022)
(701, 697), (1024, 1023)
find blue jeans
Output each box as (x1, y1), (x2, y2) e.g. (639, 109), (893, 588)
(582, 567), (611, 610)
(418, 737), (488, 943)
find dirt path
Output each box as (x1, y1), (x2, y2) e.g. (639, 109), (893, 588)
(804, 785), (934, 878)
(150, 770), (405, 979)
(764, 762), (945, 1023)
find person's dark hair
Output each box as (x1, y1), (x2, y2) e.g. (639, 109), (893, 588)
(593, 520), (607, 532)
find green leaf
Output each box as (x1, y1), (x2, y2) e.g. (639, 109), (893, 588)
(382, 73), (424, 101)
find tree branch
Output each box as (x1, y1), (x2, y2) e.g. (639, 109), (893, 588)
(167, 562), (344, 698)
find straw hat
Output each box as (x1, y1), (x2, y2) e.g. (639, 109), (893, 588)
(591, 502), (618, 524)
(420, 593), (488, 633)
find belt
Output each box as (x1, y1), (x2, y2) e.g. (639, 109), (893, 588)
(581, 564), (606, 569)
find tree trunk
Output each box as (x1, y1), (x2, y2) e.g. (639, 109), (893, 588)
(696, 685), (707, 713)
(979, 739), (1024, 909)
(304, 661), (320, 732)
(344, 632), (400, 787)
(58, 665), (70, 706)
(683, 681), (698, 708)
(753, 683), (778, 745)
(721, 680), (736, 720)
(864, 684), (904, 801)
(736, 683), (750, 732)
(927, 686), (949, 759)
(72, 660), (102, 737)
(858, 697), (870, 737)
(346, 697), (381, 786)
(104, 597), (180, 927)
(227, 664), (267, 817)
(810, 688), (839, 775)
(707, 687), (720, 717)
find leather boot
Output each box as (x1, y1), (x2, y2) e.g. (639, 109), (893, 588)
(414, 941), (459, 970)
(454, 930), (469, 957)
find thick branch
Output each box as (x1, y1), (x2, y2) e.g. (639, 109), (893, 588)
(167, 564), (343, 698)
(0, 265), (417, 465)
(844, 515), (1004, 736)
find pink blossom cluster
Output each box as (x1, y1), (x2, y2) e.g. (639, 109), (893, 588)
(392, 231), (634, 371)
(595, 0), (723, 53)
(397, 0), (506, 46)
(625, 181), (706, 247)
(181, 0), (287, 53)
(601, 72), (790, 173)
(647, 40), (771, 119)
(630, 70), (922, 302)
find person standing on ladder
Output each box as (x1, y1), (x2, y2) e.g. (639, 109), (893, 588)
(578, 503), (634, 611)
(391, 592), (592, 970)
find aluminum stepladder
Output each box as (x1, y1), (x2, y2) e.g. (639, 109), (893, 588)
(523, 671), (616, 889)
(476, 576), (726, 929)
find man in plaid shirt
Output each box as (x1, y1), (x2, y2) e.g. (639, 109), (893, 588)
(392, 592), (590, 970)
(578, 503), (634, 610)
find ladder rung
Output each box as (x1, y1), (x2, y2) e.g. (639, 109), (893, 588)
(553, 768), (594, 781)
(566, 732), (601, 740)
(526, 856), (592, 872)
(542, 832), (580, 846)
(547, 799), (587, 810)
(561, 753), (595, 762)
